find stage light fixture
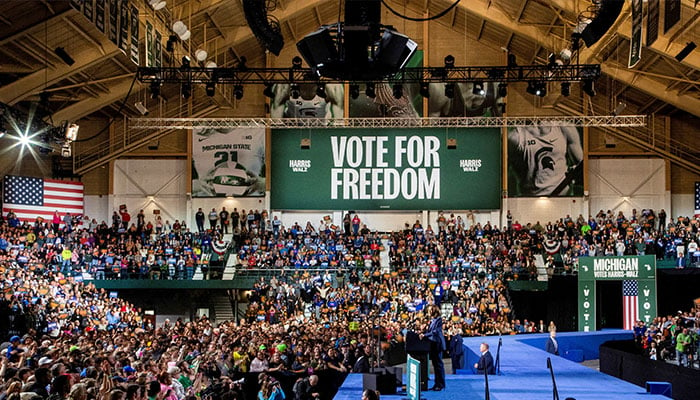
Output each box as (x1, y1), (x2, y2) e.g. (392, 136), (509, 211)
(392, 84), (403, 99)
(181, 56), (191, 69)
(365, 82), (376, 98)
(166, 35), (177, 52)
(508, 54), (517, 67)
(497, 83), (508, 98)
(535, 82), (546, 97)
(582, 79), (596, 96)
(560, 82), (571, 97)
(349, 84), (360, 100)
(149, 0), (166, 11)
(195, 49), (208, 62)
(233, 84), (244, 100)
(205, 61), (217, 68)
(444, 83), (455, 98)
(205, 81), (216, 97)
(290, 83), (300, 99)
(472, 82), (485, 96)
(419, 82), (430, 98)
(444, 55), (455, 68)
(292, 56), (303, 69)
(315, 83), (327, 99)
(182, 82), (192, 99)
(150, 81), (161, 99)
(263, 84), (275, 99)
(134, 101), (149, 116)
(65, 123), (79, 141)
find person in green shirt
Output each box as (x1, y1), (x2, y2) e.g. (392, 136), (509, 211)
(676, 328), (692, 367)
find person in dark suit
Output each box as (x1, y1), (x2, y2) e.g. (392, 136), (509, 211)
(545, 331), (559, 355)
(474, 342), (495, 374)
(420, 304), (446, 390)
(449, 328), (464, 374)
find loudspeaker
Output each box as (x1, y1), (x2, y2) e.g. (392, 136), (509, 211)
(242, 0), (284, 55)
(371, 366), (403, 387)
(297, 27), (338, 73)
(345, 0), (381, 26)
(363, 371), (397, 395)
(375, 30), (418, 71)
(580, 0), (624, 47)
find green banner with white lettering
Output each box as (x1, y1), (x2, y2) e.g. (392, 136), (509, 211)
(271, 128), (501, 210)
(578, 255), (657, 332)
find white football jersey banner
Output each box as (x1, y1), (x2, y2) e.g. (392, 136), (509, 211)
(191, 127), (266, 197)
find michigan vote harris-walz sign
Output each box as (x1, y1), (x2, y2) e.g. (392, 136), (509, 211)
(271, 128), (501, 210)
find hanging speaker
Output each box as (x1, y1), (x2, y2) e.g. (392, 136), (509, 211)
(580, 0), (625, 47)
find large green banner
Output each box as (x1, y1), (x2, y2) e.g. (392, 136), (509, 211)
(271, 128), (501, 210)
(578, 255), (657, 332)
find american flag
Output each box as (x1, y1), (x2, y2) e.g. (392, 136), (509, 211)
(695, 182), (700, 215)
(622, 280), (639, 330)
(2, 175), (83, 223)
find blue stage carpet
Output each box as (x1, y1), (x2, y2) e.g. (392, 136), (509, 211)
(335, 330), (670, 400)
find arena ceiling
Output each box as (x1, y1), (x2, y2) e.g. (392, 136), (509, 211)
(0, 0), (698, 141)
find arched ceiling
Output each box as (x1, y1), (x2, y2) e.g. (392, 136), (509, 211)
(1, 0), (698, 124)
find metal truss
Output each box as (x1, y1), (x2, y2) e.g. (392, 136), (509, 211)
(130, 115), (647, 129)
(137, 64), (601, 84)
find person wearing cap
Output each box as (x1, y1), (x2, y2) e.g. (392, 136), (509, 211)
(6, 336), (23, 362)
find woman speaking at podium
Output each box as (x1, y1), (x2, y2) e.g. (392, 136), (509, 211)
(420, 305), (446, 391)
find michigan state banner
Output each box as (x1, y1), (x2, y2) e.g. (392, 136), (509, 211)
(191, 127), (265, 197)
(578, 255), (657, 332)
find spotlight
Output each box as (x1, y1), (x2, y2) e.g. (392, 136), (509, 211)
(237, 56), (248, 71)
(233, 84), (244, 100)
(392, 84), (403, 99)
(0, 120), (6, 137)
(166, 35), (177, 52)
(560, 82), (570, 97)
(182, 82), (192, 99)
(547, 53), (557, 69)
(349, 84), (360, 100)
(497, 83), (508, 98)
(195, 49), (208, 62)
(205, 61), (217, 68)
(54, 47), (75, 66)
(365, 82), (376, 98)
(582, 79), (596, 97)
(290, 83), (300, 99)
(612, 102), (627, 116)
(263, 84), (275, 99)
(179, 30), (191, 41)
(315, 83), (327, 99)
(472, 82), (485, 96)
(508, 54), (517, 67)
(419, 82), (430, 98)
(61, 143), (72, 158)
(444, 55), (455, 68)
(173, 21), (187, 35)
(149, 0), (166, 10)
(134, 101), (149, 116)
(292, 56), (303, 69)
(181, 56), (191, 69)
(444, 83), (455, 98)
(18, 134), (30, 147)
(535, 82), (546, 97)
(65, 123), (79, 141)
(527, 81), (546, 97)
(205, 81), (216, 97)
(150, 81), (161, 99)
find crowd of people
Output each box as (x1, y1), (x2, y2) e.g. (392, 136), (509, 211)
(0, 208), (222, 281)
(1, 206), (699, 400)
(633, 305), (700, 368)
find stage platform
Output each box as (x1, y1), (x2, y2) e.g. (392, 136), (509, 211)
(334, 330), (671, 400)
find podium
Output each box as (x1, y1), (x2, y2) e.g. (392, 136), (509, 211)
(405, 331), (431, 391)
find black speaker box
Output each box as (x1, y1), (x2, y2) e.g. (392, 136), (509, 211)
(371, 366), (403, 387)
(363, 371), (397, 395)
(580, 0), (624, 47)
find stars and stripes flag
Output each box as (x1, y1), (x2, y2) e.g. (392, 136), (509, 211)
(622, 280), (639, 330)
(694, 181), (700, 215)
(2, 175), (83, 222)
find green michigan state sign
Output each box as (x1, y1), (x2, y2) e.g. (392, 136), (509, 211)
(271, 128), (501, 210)
(578, 255), (657, 332)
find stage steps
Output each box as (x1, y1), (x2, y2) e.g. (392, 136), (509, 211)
(534, 254), (548, 281)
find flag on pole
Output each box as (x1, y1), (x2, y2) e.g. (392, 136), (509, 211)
(2, 175), (84, 222)
(622, 280), (639, 330)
